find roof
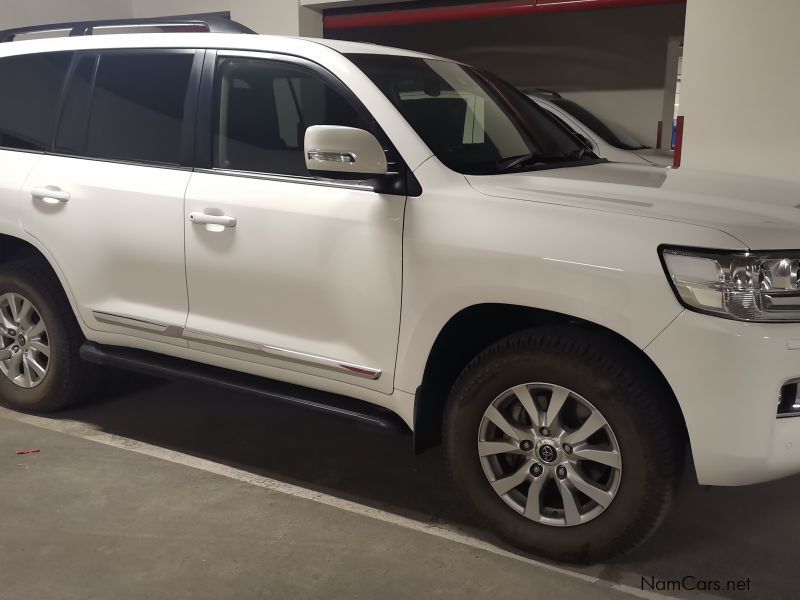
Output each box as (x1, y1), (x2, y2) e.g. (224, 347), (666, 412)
(0, 31), (450, 62)
(311, 38), (447, 60)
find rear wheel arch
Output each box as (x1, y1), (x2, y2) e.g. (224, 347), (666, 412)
(412, 303), (688, 453)
(0, 234), (84, 330)
(0, 242), (98, 411)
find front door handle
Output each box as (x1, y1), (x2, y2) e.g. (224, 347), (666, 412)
(31, 186), (70, 204)
(188, 212), (237, 228)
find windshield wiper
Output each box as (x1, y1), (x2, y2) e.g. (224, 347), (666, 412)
(496, 147), (593, 173)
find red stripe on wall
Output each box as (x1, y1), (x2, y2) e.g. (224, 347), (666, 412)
(672, 115), (684, 168)
(324, 0), (686, 30)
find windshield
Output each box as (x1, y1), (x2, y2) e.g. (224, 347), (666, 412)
(547, 98), (647, 151)
(348, 54), (599, 176)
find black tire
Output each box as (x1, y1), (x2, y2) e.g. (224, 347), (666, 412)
(0, 258), (96, 412)
(443, 326), (684, 563)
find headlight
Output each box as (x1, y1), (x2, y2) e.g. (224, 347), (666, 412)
(661, 246), (800, 322)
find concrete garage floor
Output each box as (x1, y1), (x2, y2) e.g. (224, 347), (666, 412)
(0, 373), (793, 600)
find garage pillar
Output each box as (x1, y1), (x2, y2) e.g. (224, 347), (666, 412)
(680, 0), (800, 181)
(659, 36), (681, 150)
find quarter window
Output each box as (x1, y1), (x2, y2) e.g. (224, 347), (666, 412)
(214, 57), (367, 176)
(85, 51), (195, 165)
(0, 51), (72, 152)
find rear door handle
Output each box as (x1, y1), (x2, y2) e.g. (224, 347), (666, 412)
(31, 186), (70, 204)
(188, 212), (237, 228)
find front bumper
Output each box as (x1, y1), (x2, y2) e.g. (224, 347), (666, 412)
(646, 310), (800, 486)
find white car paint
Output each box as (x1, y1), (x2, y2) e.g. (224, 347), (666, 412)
(530, 95), (674, 167)
(0, 32), (799, 487)
(183, 170), (404, 395)
(22, 155), (192, 348)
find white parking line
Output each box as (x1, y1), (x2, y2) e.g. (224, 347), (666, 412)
(1, 407), (682, 600)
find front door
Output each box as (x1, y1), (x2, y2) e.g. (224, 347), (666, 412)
(183, 53), (404, 393)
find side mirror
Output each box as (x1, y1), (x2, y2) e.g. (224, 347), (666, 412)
(304, 125), (388, 180)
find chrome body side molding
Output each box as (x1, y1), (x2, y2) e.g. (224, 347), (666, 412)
(182, 328), (263, 353)
(261, 343), (382, 380)
(92, 311), (183, 336)
(184, 329), (383, 381)
(94, 312), (382, 381)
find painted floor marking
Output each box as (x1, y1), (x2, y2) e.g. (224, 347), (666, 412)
(1, 407), (686, 600)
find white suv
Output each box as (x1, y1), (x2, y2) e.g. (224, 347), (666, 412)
(1, 17), (799, 564)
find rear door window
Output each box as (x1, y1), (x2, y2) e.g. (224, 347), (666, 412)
(0, 51), (72, 152)
(84, 51), (196, 165)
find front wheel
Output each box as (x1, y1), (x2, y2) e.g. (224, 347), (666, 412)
(443, 327), (684, 563)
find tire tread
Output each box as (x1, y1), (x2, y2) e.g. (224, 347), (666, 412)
(443, 326), (684, 563)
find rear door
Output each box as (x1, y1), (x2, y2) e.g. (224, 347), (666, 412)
(20, 49), (202, 344)
(0, 51), (72, 239)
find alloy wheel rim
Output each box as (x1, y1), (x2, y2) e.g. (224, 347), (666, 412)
(0, 293), (50, 388)
(478, 383), (622, 527)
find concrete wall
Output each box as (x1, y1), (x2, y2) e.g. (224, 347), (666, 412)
(326, 3), (686, 147)
(680, 0), (800, 181)
(230, 0), (320, 36)
(0, 0), (323, 36)
(131, 0), (323, 36)
(0, 0), (132, 29)
(130, 0), (224, 18)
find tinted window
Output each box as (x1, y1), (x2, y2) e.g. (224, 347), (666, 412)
(86, 52), (194, 165)
(0, 51), (71, 151)
(214, 58), (366, 176)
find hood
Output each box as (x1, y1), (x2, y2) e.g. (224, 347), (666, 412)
(634, 149), (674, 168)
(466, 162), (800, 249)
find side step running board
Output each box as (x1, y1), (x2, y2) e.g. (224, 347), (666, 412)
(80, 342), (410, 434)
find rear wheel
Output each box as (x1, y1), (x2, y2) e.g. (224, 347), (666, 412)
(0, 292), (51, 389)
(0, 259), (95, 412)
(443, 327), (684, 563)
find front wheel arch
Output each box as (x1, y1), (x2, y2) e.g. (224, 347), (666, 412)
(413, 304), (688, 455)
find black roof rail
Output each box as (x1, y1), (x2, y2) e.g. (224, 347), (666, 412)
(0, 16), (255, 43)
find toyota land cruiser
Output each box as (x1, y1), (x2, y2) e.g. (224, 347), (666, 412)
(1, 17), (799, 563)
